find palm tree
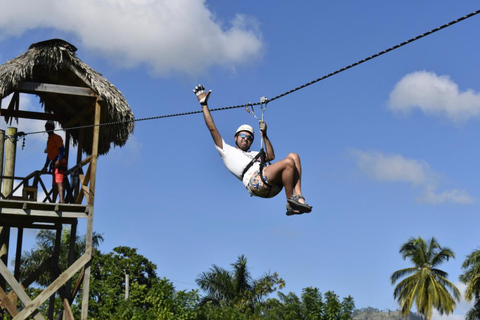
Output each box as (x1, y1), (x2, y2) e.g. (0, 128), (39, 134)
(391, 236), (460, 319)
(195, 254), (284, 312)
(459, 248), (480, 320)
(19, 228), (104, 286)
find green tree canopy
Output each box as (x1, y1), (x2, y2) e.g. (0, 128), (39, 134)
(195, 254), (285, 313)
(18, 228), (103, 287)
(87, 246), (158, 318)
(259, 288), (354, 320)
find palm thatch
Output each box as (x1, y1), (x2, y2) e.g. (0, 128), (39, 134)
(0, 39), (134, 156)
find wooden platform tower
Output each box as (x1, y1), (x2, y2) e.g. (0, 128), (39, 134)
(0, 39), (134, 319)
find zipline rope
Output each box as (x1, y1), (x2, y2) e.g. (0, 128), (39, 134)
(13, 8), (480, 137)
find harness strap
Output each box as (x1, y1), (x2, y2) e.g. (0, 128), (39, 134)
(241, 150), (263, 180)
(241, 149), (272, 187)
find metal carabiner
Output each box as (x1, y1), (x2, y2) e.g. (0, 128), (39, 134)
(245, 102), (258, 120)
(259, 97), (268, 123)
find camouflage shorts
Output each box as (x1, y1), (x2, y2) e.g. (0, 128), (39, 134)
(246, 168), (283, 198)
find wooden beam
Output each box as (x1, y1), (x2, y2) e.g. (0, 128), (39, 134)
(76, 164), (91, 204)
(0, 207), (88, 219)
(4, 91), (18, 124)
(0, 109), (61, 121)
(2, 255), (55, 308)
(47, 228), (62, 318)
(81, 210), (94, 320)
(63, 103), (95, 129)
(65, 155), (92, 176)
(74, 131), (85, 200)
(0, 214), (77, 227)
(18, 82), (100, 99)
(70, 267), (84, 304)
(62, 299), (75, 320)
(0, 200), (89, 218)
(81, 185), (90, 204)
(14, 250), (92, 320)
(14, 228), (23, 279)
(89, 101), (101, 206)
(0, 286), (18, 317)
(0, 260), (45, 320)
(64, 221), (77, 304)
(82, 100), (100, 319)
(19, 257), (53, 290)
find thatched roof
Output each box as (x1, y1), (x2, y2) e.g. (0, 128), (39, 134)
(0, 39), (134, 156)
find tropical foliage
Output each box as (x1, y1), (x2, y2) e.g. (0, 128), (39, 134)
(459, 248), (480, 320)
(12, 234), (356, 319)
(260, 287), (355, 320)
(195, 254), (285, 312)
(391, 236), (460, 320)
(17, 228), (103, 286)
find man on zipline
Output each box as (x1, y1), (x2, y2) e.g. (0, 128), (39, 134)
(194, 84), (312, 216)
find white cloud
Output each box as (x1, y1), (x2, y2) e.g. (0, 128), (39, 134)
(354, 150), (433, 185)
(388, 71), (480, 123)
(0, 0), (263, 76)
(352, 150), (474, 205)
(0, 94), (63, 143)
(419, 187), (474, 205)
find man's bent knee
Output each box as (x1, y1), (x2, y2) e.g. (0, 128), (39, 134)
(287, 152), (300, 161)
(283, 157), (295, 169)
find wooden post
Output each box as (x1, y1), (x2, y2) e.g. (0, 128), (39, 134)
(14, 228), (23, 279)
(73, 129), (84, 200)
(47, 227), (62, 319)
(89, 101), (100, 205)
(0, 130), (4, 319)
(0, 127), (15, 309)
(0, 129), (4, 189)
(125, 272), (129, 300)
(81, 99), (100, 320)
(64, 133), (71, 203)
(0, 227), (9, 320)
(64, 221), (77, 302)
(65, 131), (70, 164)
(2, 127), (17, 198)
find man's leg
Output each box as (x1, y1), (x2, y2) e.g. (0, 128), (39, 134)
(54, 169), (65, 203)
(263, 153), (304, 202)
(57, 182), (64, 203)
(286, 153), (303, 202)
(52, 173), (58, 203)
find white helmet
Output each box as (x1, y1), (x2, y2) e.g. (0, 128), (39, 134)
(235, 124), (254, 138)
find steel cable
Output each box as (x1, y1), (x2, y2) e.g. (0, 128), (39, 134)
(14, 8), (480, 137)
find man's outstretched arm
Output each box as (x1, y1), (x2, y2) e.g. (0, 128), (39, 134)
(194, 85), (223, 149)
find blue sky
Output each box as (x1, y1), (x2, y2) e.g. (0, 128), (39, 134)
(1, 1), (480, 318)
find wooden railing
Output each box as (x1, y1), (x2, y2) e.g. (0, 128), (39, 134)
(0, 155), (92, 205)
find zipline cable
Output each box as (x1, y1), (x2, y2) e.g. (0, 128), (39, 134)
(267, 8), (480, 103)
(13, 8), (480, 138)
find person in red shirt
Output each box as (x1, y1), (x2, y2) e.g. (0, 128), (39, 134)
(41, 121), (67, 203)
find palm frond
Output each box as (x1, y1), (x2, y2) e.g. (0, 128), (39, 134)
(391, 267), (419, 284)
